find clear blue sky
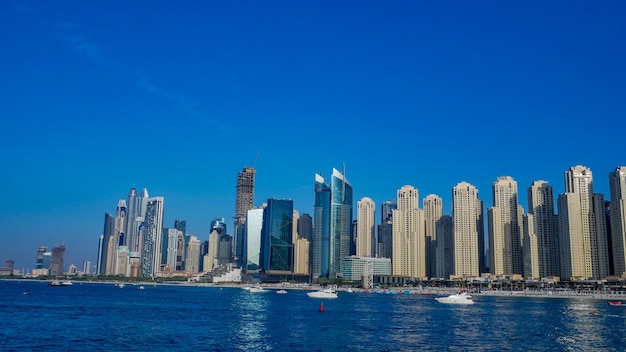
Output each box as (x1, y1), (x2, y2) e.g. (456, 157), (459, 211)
(1, 1), (625, 271)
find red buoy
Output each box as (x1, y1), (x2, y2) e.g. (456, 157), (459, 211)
(319, 302), (324, 312)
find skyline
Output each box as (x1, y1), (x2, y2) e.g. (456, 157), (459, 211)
(1, 1), (625, 269)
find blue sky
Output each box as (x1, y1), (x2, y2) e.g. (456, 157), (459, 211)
(1, 1), (625, 271)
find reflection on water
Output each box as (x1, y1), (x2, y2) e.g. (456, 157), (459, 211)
(231, 290), (270, 350)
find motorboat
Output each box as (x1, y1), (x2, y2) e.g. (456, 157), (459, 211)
(435, 291), (475, 305)
(346, 287), (354, 293)
(49, 280), (72, 286)
(249, 286), (267, 293)
(307, 288), (338, 299)
(607, 301), (622, 306)
(276, 290), (288, 294)
(138, 285), (145, 290)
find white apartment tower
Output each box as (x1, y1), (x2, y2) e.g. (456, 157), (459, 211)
(423, 194), (443, 279)
(610, 166), (626, 277)
(524, 181), (559, 279)
(452, 182), (483, 277)
(392, 185), (425, 278)
(356, 197), (376, 257)
(185, 235), (201, 274)
(488, 176), (524, 276)
(558, 165), (609, 280)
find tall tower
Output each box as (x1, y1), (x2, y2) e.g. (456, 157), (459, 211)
(392, 185), (425, 278)
(50, 244), (66, 276)
(141, 196), (164, 277)
(558, 165), (609, 280)
(245, 208), (265, 271)
(381, 200), (397, 222)
(436, 215), (454, 278)
(610, 167), (626, 277)
(313, 174), (331, 279)
(356, 197), (376, 257)
(329, 168), (353, 278)
(125, 188), (140, 247)
(453, 182), (483, 277)
(234, 167), (256, 266)
(423, 194), (443, 279)
(261, 198), (294, 272)
(525, 181), (559, 279)
(488, 176), (524, 276)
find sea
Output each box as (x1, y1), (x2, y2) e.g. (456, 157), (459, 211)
(1, 280), (625, 351)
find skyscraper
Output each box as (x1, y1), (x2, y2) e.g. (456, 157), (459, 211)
(381, 200), (397, 222)
(141, 196), (164, 277)
(392, 185), (425, 278)
(50, 244), (66, 276)
(436, 215), (454, 278)
(100, 213), (115, 275)
(313, 174), (331, 278)
(234, 167), (256, 266)
(558, 165), (609, 280)
(356, 197), (376, 257)
(185, 236), (201, 273)
(609, 166), (626, 277)
(329, 168), (353, 277)
(261, 198), (294, 272)
(453, 182), (483, 277)
(377, 220), (393, 259)
(423, 194), (443, 279)
(36, 246), (47, 269)
(488, 176), (524, 276)
(125, 187), (141, 247)
(525, 180), (559, 279)
(245, 208), (264, 271)
(297, 214), (313, 241)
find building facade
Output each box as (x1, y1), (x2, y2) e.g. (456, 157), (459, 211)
(610, 166), (626, 277)
(488, 176), (524, 276)
(392, 185), (425, 278)
(356, 197), (376, 257)
(234, 167), (256, 266)
(452, 182), (483, 277)
(261, 198), (294, 272)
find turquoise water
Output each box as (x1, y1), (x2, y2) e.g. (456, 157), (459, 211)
(1, 280), (625, 351)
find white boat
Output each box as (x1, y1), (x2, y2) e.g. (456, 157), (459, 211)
(49, 280), (72, 286)
(307, 288), (338, 299)
(435, 291), (474, 305)
(249, 286), (267, 293)
(276, 290), (288, 294)
(241, 286), (251, 291)
(117, 283), (125, 288)
(346, 287), (354, 293)
(138, 285), (145, 290)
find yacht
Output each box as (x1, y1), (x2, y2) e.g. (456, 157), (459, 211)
(307, 288), (338, 299)
(276, 289), (288, 294)
(49, 280), (72, 287)
(435, 291), (475, 305)
(249, 286), (267, 293)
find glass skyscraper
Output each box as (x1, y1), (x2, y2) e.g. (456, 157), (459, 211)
(313, 168), (353, 279)
(234, 167), (255, 266)
(261, 198), (294, 272)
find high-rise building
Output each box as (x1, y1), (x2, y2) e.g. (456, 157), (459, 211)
(609, 166), (626, 277)
(524, 181), (559, 279)
(294, 238), (310, 275)
(488, 176), (524, 276)
(297, 214), (313, 241)
(101, 213), (115, 275)
(435, 215), (454, 278)
(381, 200), (397, 222)
(82, 260), (91, 275)
(245, 208), (264, 271)
(165, 229), (183, 271)
(558, 165), (610, 280)
(312, 174), (331, 279)
(50, 244), (66, 276)
(356, 197), (376, 257)
(125, 187), (141, 248)
(261, 198), (294, 272)
(452, 182), (483, 277)
(36, 246), (47, 269)
(234, 167), (256, 266)
(141, 196), (164, 277)
(174, 220), (187, 235)
(115, 199), (127, 246)
(329, 168), (353, 278)
(205, 229), (220, 272)
(377, 220), (393, 259)
(96, 235), (104, 275)
(185, 236), (201, 273)
(392, 185), (425, 278)
(423, 194), (443, 279)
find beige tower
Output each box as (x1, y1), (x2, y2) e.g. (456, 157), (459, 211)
(294, 238), (310, 274)
(185, 235), (201, 274)
(423, 194), (443, 279)
(356, 197), (376, 257)
(488, 176), (524, 276)
(558, 165), (609, 280)
(392, 185), (425, 278)
(610, 167), (626, 277)
(524, 181), (559, 279)
(453, 182), (482, 277)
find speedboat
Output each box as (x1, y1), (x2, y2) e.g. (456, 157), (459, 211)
(249, 286), (267, 293)
(276, 289), (288, 294)
(608, 301), (622, 306)
(307, 288), (338, 299)
(435, 291), (475, 305)
(49, 280), (72, 286)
